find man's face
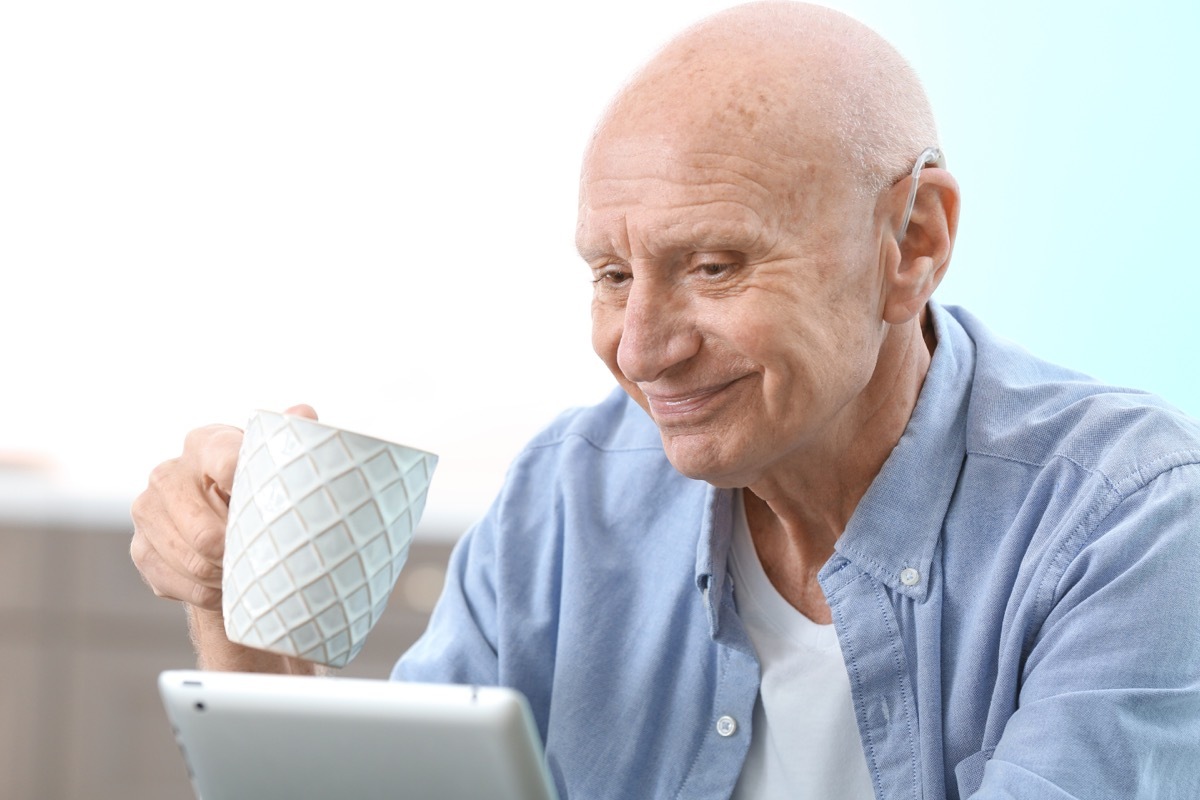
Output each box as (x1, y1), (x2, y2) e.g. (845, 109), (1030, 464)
(577, 133), (891, 487)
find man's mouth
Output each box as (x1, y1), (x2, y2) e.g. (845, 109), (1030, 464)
(641, 379), (741, 423)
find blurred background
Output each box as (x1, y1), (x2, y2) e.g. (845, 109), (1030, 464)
(2, 0), (1196, 797)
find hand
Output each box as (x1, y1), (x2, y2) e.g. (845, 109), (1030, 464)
(130, 404), (319, 610)
(131, 404), (323, 673)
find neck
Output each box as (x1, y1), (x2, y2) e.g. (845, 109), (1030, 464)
(743, 312), (934, 617)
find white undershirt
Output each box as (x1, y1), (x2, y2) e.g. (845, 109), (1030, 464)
(728, 490), (876, 800)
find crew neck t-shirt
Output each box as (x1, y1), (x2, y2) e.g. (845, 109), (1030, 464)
(729, 489), (875, 800)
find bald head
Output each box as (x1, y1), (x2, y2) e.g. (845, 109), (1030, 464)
(578, 2), (959, 489)
(591, 1), (937, 199)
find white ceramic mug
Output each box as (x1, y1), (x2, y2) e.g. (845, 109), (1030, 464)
(222, 410), (437, 667)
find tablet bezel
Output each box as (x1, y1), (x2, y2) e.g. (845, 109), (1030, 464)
(158, 669), (559, 800)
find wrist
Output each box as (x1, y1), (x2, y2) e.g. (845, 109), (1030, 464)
(185, 604), (321, 675)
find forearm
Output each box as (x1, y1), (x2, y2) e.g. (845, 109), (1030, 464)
(186, 606), (323, 675)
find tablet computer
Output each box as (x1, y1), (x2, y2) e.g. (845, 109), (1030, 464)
(158, 669), (559, 800)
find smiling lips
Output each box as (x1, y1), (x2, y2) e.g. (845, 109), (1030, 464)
(642, 378), (743, 423)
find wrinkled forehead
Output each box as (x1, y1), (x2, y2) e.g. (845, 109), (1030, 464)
(576, 130), (844, 257)
(582, 134), (805, 195)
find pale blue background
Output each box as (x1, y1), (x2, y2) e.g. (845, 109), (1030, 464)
(0, 1), (1195, 528)
(840, 0), (1199, 414)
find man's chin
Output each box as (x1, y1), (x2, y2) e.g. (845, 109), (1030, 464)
(659, 431), (750, 488)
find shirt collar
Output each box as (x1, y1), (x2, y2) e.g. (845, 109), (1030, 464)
(695, 485), (734, 639)
(696, 301), (974, 616)
(829, 301), (973, 602)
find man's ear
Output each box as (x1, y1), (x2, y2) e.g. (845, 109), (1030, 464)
(879, 169), (960, 325)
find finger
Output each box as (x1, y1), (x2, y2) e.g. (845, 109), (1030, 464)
(130, 522), (222, 610)
(284, 403), (318, 421)
(134, 466), (226, 587)
(182, 423), (243, 509)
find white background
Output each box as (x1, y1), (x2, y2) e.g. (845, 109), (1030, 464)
(2, 0), (1196, 535)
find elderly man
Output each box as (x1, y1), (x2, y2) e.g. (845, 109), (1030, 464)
(131, 2), (1200, 798)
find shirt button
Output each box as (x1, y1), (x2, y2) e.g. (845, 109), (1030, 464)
(900, 567), (920, 586)
(716, 715), (738, 737)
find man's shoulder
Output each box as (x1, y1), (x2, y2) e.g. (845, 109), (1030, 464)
(486, 387), (694, 525)
(522, 386), (664, 456)
(951, 306), (1200, 492)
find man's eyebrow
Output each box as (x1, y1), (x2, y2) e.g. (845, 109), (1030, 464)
(577, 221), (763, 263)
(576, 242), (617, 264)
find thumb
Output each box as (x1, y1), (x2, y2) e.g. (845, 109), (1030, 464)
(284, 403), (319, 421)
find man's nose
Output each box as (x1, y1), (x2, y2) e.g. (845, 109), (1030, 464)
(615, 279), (701, 384)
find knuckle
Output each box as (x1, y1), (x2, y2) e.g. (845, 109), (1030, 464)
(146, 459), (179, 492)
(190, 583), (222, 610)
(182, 425), (212, 453)
(184, 547), (222, 584)
(129, 491), (148, 521)
(130, 485), (163, 526)
(129, 531), (147, 565)
(143, 569), (178, 602)
(214, 446), (241, 482)
(184, 424), (239, 455)
(182, 425), (243, 496)
(129, 537), (170, 598)
(192, 522), (228, 561)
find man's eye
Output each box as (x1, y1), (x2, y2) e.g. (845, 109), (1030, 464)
(699, 262), (734, 277)
(593, 268), (631, 286)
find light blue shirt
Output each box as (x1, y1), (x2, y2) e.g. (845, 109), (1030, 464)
(394, 303), (1200, 799)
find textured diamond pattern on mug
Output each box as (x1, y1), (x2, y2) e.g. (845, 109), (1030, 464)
(223, 413), (436, 667)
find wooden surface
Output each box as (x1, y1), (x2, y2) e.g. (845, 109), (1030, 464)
(0, 521), (455, 800)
